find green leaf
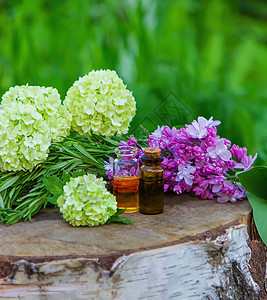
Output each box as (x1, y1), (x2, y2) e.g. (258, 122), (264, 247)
(114, 208), (127, 216)
(0, 176), (20, 192)
(139, 125), (150, 137)
(72, 143), (101, 165)
(0, 194), (5, 209)
(43, 175), (64, 197)
(105, 208), (132, 225)
(238, 166), (267, 200)
(46, 196), (59, 206)
(106, 215), (133, 225)
(246, 192), (267, 246)
(62, 170), (70, 185)
(71, 170), (86, 178)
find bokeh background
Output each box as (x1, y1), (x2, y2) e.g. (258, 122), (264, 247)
(0, 0), (266, 164)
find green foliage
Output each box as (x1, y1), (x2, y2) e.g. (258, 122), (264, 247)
(0, 0), (266, 162)
(245, 193), (267, 246)
(0, 132), (125, 225)
(106, 208), (133, 225)
(0, 0), (267, 164)
(43, 175), (64, 201)
(238, 167), (267, 200)
(239, 166), (267, 245)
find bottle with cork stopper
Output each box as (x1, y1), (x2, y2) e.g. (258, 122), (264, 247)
(139, 147), (164, 214)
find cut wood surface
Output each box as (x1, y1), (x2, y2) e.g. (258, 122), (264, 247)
(0, 193), (266, 300)
(0, 193), (252, 257)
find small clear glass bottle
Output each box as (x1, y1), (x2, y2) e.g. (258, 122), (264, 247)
(113, 146), (139, 213)
(139, 148), (164, 214)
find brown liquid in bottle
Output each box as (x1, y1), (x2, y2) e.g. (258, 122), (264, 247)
(139, 148), (164, 214)
(113, 176), (139, 213)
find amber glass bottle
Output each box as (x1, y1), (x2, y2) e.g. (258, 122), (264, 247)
(113, 146), (139, 213)
(139, 148), (164, 214)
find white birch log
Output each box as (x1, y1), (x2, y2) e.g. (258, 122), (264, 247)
(0, 194), (266, 299)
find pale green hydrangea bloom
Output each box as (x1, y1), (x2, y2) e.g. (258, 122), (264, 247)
(64, 69), (136, 136)
(0, 102), (51, 171)
(1, 85), (72, 142)
(57, 174), (117, 226)
(0, 85), (72, 171)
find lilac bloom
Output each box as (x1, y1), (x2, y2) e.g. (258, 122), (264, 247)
(127, 137), (138, 147)
(207, 139), (232, 161)
(104, 157), (114, 181)
(241, 154), (257, 169)
(167, 159), (177, 169)
(234, 153), (257, 171)
(212, 184), (223, 193)
(207, 126), (218, 138)
(210, 177), (225, 193)
(217, 188), (243, 203)
(104, 157), (114, 172)
(201, 165), (215, 175)
(119, 141), (128, 147)
(162, 126), (173, 138)
(151, 125), (165, 138)
(186, 116), (221, 139)
(193, 186), (204, 196)
(201, 190), (214, 200)
(203, 116), (221, 128)
(147, 136), (168, 149)
(186, 119), (208, 139)
(173, 183), (183, 194)
(231, 145), (247, 162)
(224, 139), (231, 149)
(176, 164), (196, 186)
(164, 184), (171, 192)
(161, 157), (169, 168)
(176, 128), (191, 142)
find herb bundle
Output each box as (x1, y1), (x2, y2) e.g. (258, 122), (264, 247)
(0, 132), (123, 225)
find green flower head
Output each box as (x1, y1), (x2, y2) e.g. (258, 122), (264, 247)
(0, 103), (51, 171)
(57, 174), (117, 226)
(64, 69), (136, 136)
(1, 85), (72, 142)
(0, 85), (72, 171)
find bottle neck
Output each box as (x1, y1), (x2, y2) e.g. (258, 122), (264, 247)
(116, 154), (136, 161)
(141, 155), (163, 165)
(143, 160), (162, 166)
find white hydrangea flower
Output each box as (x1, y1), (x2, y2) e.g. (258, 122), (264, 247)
(57, 174), (117, 226)
(64, 69), (136, 136)
(1, 85), (72, 142)
(0, 104), (51, 171)
(0, 85), (72, 171)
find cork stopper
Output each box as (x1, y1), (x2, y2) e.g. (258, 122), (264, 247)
(144, 147), (161, 159)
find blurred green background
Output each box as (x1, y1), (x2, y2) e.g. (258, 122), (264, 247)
(0, 0), (266, 164)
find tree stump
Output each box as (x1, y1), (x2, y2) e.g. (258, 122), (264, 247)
(0, 193), (266, 299)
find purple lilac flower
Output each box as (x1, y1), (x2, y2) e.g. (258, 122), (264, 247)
(151, 125), (165, 138)
(186, 116), (220, 139)
(119, 141), (128, 147)
(217, 188), (243, 203)
(207, 139), (232, 161)
(127, 137), (138, 147)
(234, 154), (257, 171)
(104, 116), (257, 203)
(231, 145), (247, 162)
(176, 164), (196, 186)
(104, 157), (114, 181)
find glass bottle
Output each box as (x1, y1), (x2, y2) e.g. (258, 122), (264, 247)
(113, 146), (139, 213)
(139, 148), (164, 214)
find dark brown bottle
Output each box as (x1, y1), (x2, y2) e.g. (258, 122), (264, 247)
(139, 148), (164, 214)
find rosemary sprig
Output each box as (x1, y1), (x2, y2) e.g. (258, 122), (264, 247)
(0, 132), (124, 225)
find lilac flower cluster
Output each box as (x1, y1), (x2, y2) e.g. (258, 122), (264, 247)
(104, 116), (257, 203)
